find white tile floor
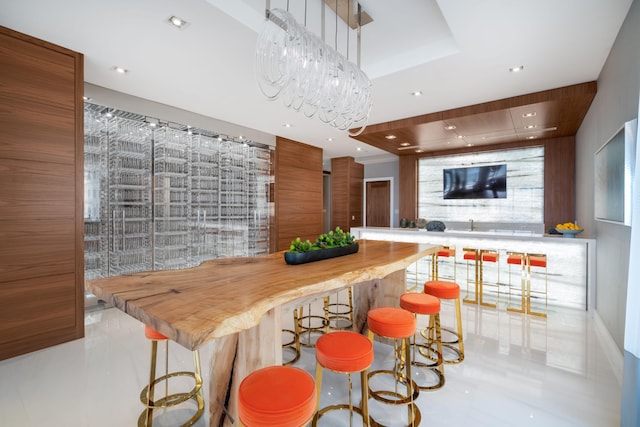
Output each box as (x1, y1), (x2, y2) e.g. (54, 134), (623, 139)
(0, 301), (621, 427)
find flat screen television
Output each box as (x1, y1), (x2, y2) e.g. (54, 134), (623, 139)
(594, 118), (637, 225)
(443, 164), (507, 199)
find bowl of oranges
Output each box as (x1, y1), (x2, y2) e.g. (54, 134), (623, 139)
(555, 222), (583, 238)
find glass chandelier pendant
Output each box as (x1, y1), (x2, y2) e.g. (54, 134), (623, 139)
(255, 7), (372, 136)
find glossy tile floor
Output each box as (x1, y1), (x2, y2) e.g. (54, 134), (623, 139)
(0, 301), (621, 427)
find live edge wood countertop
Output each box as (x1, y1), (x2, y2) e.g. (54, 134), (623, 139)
(86, 239), (438, 351)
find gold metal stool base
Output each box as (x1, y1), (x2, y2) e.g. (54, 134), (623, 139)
(413, 314), (445, 391)
(325, 288), (354, 330)
(282, 310), (301, 365)
(139, 340), (204, 427)
(298, 302), (329, 347)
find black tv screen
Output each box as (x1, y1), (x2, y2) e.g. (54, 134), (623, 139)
(443, 164), (507, 199)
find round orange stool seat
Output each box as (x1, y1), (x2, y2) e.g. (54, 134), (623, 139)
(316, 331), (373, 373)
(144, 325), (168, 341)
(424, 280), (460, 300)
(238, 366), (316, 427)
(400, 292), (440, 315)
(529, 256), (547, 268)
(367, 307), (416, 339)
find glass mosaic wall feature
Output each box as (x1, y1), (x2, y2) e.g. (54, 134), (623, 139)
(418, 147), (544, 225)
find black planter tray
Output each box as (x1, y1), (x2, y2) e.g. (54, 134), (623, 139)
(284, 243), (359, 265)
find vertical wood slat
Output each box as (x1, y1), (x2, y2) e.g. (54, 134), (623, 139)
(398, 155), (418, 224)
(331, 156), (364, 232)
(274, 137), (323, 251)
(0, 26), (84, 361)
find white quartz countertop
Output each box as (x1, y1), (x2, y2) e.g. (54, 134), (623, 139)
(351, 226), (595, 244)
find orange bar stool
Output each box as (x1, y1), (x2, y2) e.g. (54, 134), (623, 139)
(423, 280), (464, 364)
(139, 325), (204, 427)
(527, 253), (548, 317)
(506, 252), (527, 314)
(312, 331), (373, 426)
(462, 248), (499, 307)
(367, 307), (420, 427)
(238, 365), (316, 427)
(506, 252), (548, 317)
(432, 246), (456, 282)
(399, 293), (445, 391)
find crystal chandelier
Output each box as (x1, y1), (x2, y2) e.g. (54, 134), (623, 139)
(255, 4), (372, 136)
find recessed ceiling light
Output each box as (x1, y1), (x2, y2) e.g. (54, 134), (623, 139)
(400, 142), (410, 147)
(415, 149), (424, 153)
(327, 138), (333, 142)
(522, 112), (536, 118)
(466, 143), (474, 147)
(385, 135), (396, 140)
(444, 125), (456, 130)
(356, 147), (362, 151)
(526, 135), (537, 140)
(525, 124), (537, 129)
(168, 15), (189, 29)
(283, 123), (292, 128)
(509, 65), (525, 73)
(411, 91), (423, 96)
(112, 66), (128, 74)
(456, 135), (464, 139)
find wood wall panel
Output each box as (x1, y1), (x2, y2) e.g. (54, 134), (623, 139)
(331, 157), (350, 230)
(544, 136), (575, 228)
(0, 31), (76, 110)
(398, 155), (417, 223)
(330, 157), (363, 231)
(397, 137), (575, 229)
(0, 95), (76, 164)
(0, 26), (83, 361)
(275, 137), (323, 251)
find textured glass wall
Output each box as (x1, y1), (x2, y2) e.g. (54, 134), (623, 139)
(418, 147), (544, 224)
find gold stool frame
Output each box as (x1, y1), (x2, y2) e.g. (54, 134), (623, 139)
(138, 339), (204, 427)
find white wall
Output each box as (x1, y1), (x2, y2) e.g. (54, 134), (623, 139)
(576, 0), (639, 351)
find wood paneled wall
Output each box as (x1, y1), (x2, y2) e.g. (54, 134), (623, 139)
(331, 157), (364, 231)
(398, 137), (575, 228)
(0, 26), (84, 360)
(274, 137), (323, 251)
(398, 155), (418, 224)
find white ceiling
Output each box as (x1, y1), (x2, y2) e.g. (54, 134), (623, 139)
(0, 0), (633, 164)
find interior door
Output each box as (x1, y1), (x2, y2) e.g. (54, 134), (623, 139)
(366, 180), (391, 227)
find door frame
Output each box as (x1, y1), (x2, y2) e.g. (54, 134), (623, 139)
(363, 177), (394, 227)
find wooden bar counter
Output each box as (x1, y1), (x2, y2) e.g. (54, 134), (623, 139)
(87, 239), (439, 426)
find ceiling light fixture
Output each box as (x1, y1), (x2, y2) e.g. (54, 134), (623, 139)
(400, 142), (410, 147)
(411, 91), (423, 96)
(522, 112), (536, 118)
(509, 65), (524, 72)
(327, 137), (333, 142)
(283, 123), (292, 128)
(444, 125), (456, 130)
(255, 4), (372, 136)
(526, 135), (537, 140)
(168, 15), (189, 29)
(415, 149), (424, 153)
(112, 66), (128, 74)
(385, 135), (397, 140)
(525, 124), (537, 129)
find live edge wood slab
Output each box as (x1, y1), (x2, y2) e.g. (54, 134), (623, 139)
(87, 239), (439, 426)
